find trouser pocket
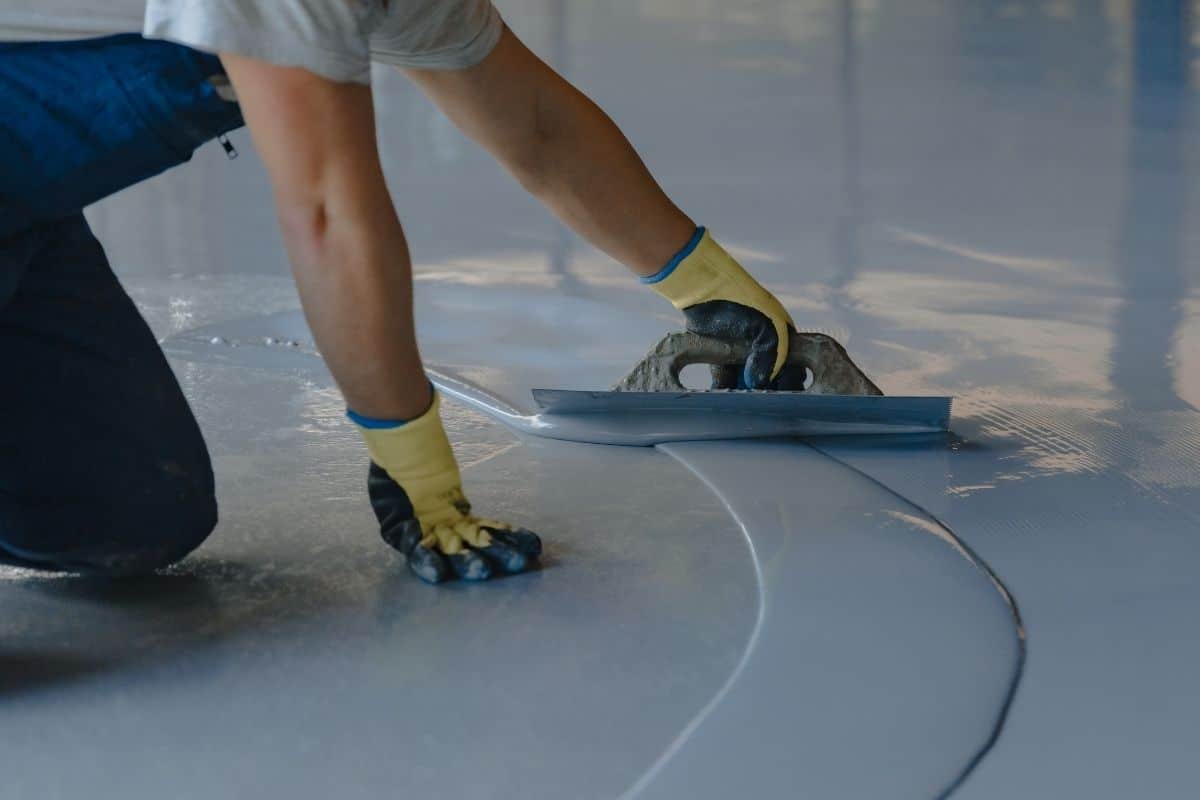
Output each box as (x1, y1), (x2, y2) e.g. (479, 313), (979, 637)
(0, 34), (244, 237)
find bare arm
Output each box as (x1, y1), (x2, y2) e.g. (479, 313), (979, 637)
(403, 26), (695, 278)
(220, 55), (431, 420)
(405, 28), (809, 392)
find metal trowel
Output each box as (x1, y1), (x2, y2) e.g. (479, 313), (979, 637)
(530, 330), (952, 436)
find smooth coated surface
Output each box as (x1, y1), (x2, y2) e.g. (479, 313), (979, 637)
(3, 1), (1198, 798)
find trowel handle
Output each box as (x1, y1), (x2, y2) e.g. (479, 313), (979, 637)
(780, 330), (884, 396)
(614, 330), (883, 396)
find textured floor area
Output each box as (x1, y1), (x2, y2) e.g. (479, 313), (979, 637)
(2, 1), (1198, 798)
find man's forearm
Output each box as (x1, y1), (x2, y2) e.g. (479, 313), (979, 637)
(278, 194), (431, 421)
(221, 54), (431, 421)
(405, 27), (695, 277)
(517, 78), (697, 276)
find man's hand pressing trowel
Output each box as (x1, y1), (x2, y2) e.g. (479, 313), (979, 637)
(630, 227), (882, 396)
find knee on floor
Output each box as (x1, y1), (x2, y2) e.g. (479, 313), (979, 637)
(0, 464), (218, 578)
(90, 491), (218, 577)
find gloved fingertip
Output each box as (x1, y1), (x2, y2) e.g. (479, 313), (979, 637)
(492, 528), (542, 560)
(477, 542), (529, 575)
(408, 546), (451, 585)
(743, 349), (779, 390)
(518, 529), (543, 560)
(449, 550), (493, 582)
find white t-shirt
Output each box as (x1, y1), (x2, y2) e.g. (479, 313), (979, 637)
(0, 1), (503, 84)
(144, 0), (502, 84)
(0, 1), (144, 41)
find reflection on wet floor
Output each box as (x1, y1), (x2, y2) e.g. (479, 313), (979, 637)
(3, 1), (1199, 798)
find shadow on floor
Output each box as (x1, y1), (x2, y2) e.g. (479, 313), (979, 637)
(0, 559), (359, 696)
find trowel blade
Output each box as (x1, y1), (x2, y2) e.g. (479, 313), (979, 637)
(530, 389), (952, 436)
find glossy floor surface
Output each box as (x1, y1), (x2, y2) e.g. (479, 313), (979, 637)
(2, 2), (1198, 798)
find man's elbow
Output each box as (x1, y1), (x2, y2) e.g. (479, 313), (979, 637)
(503, 92), (560, 196)
(277, 197), (333, 260)
(271, 176), (400, 276)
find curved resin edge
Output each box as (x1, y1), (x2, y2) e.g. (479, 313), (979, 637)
(807, 443), (1027, 799)
(437, 370), (1026, 799)
(163, 320), (1024, 796)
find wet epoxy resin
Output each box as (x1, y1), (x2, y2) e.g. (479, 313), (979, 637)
(3, 1), (1197, 798)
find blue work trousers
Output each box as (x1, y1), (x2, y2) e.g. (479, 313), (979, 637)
(0, 34), (244, 574)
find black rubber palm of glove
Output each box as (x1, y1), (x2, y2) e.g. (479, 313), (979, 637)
(684, 300), (807, 391)
(367, 462), (543, 584)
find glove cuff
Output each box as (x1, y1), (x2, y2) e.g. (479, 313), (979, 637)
(643, 229), (775, 310)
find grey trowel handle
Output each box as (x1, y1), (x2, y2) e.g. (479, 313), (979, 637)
(614, 330), (884, 396)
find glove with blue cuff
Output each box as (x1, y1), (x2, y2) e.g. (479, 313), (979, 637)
(643, 227), (807, 390)
(350, 391), (542, 584)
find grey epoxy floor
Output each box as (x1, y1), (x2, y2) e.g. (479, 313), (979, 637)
(3, 1), (1199, 798)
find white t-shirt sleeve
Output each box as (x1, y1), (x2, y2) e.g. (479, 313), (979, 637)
(143, 0), (376, 84)
(370, 0), (502, 70)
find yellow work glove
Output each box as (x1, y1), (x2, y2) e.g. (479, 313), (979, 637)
(351, 390), (541, 584)
(643, 227), (800, 389)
